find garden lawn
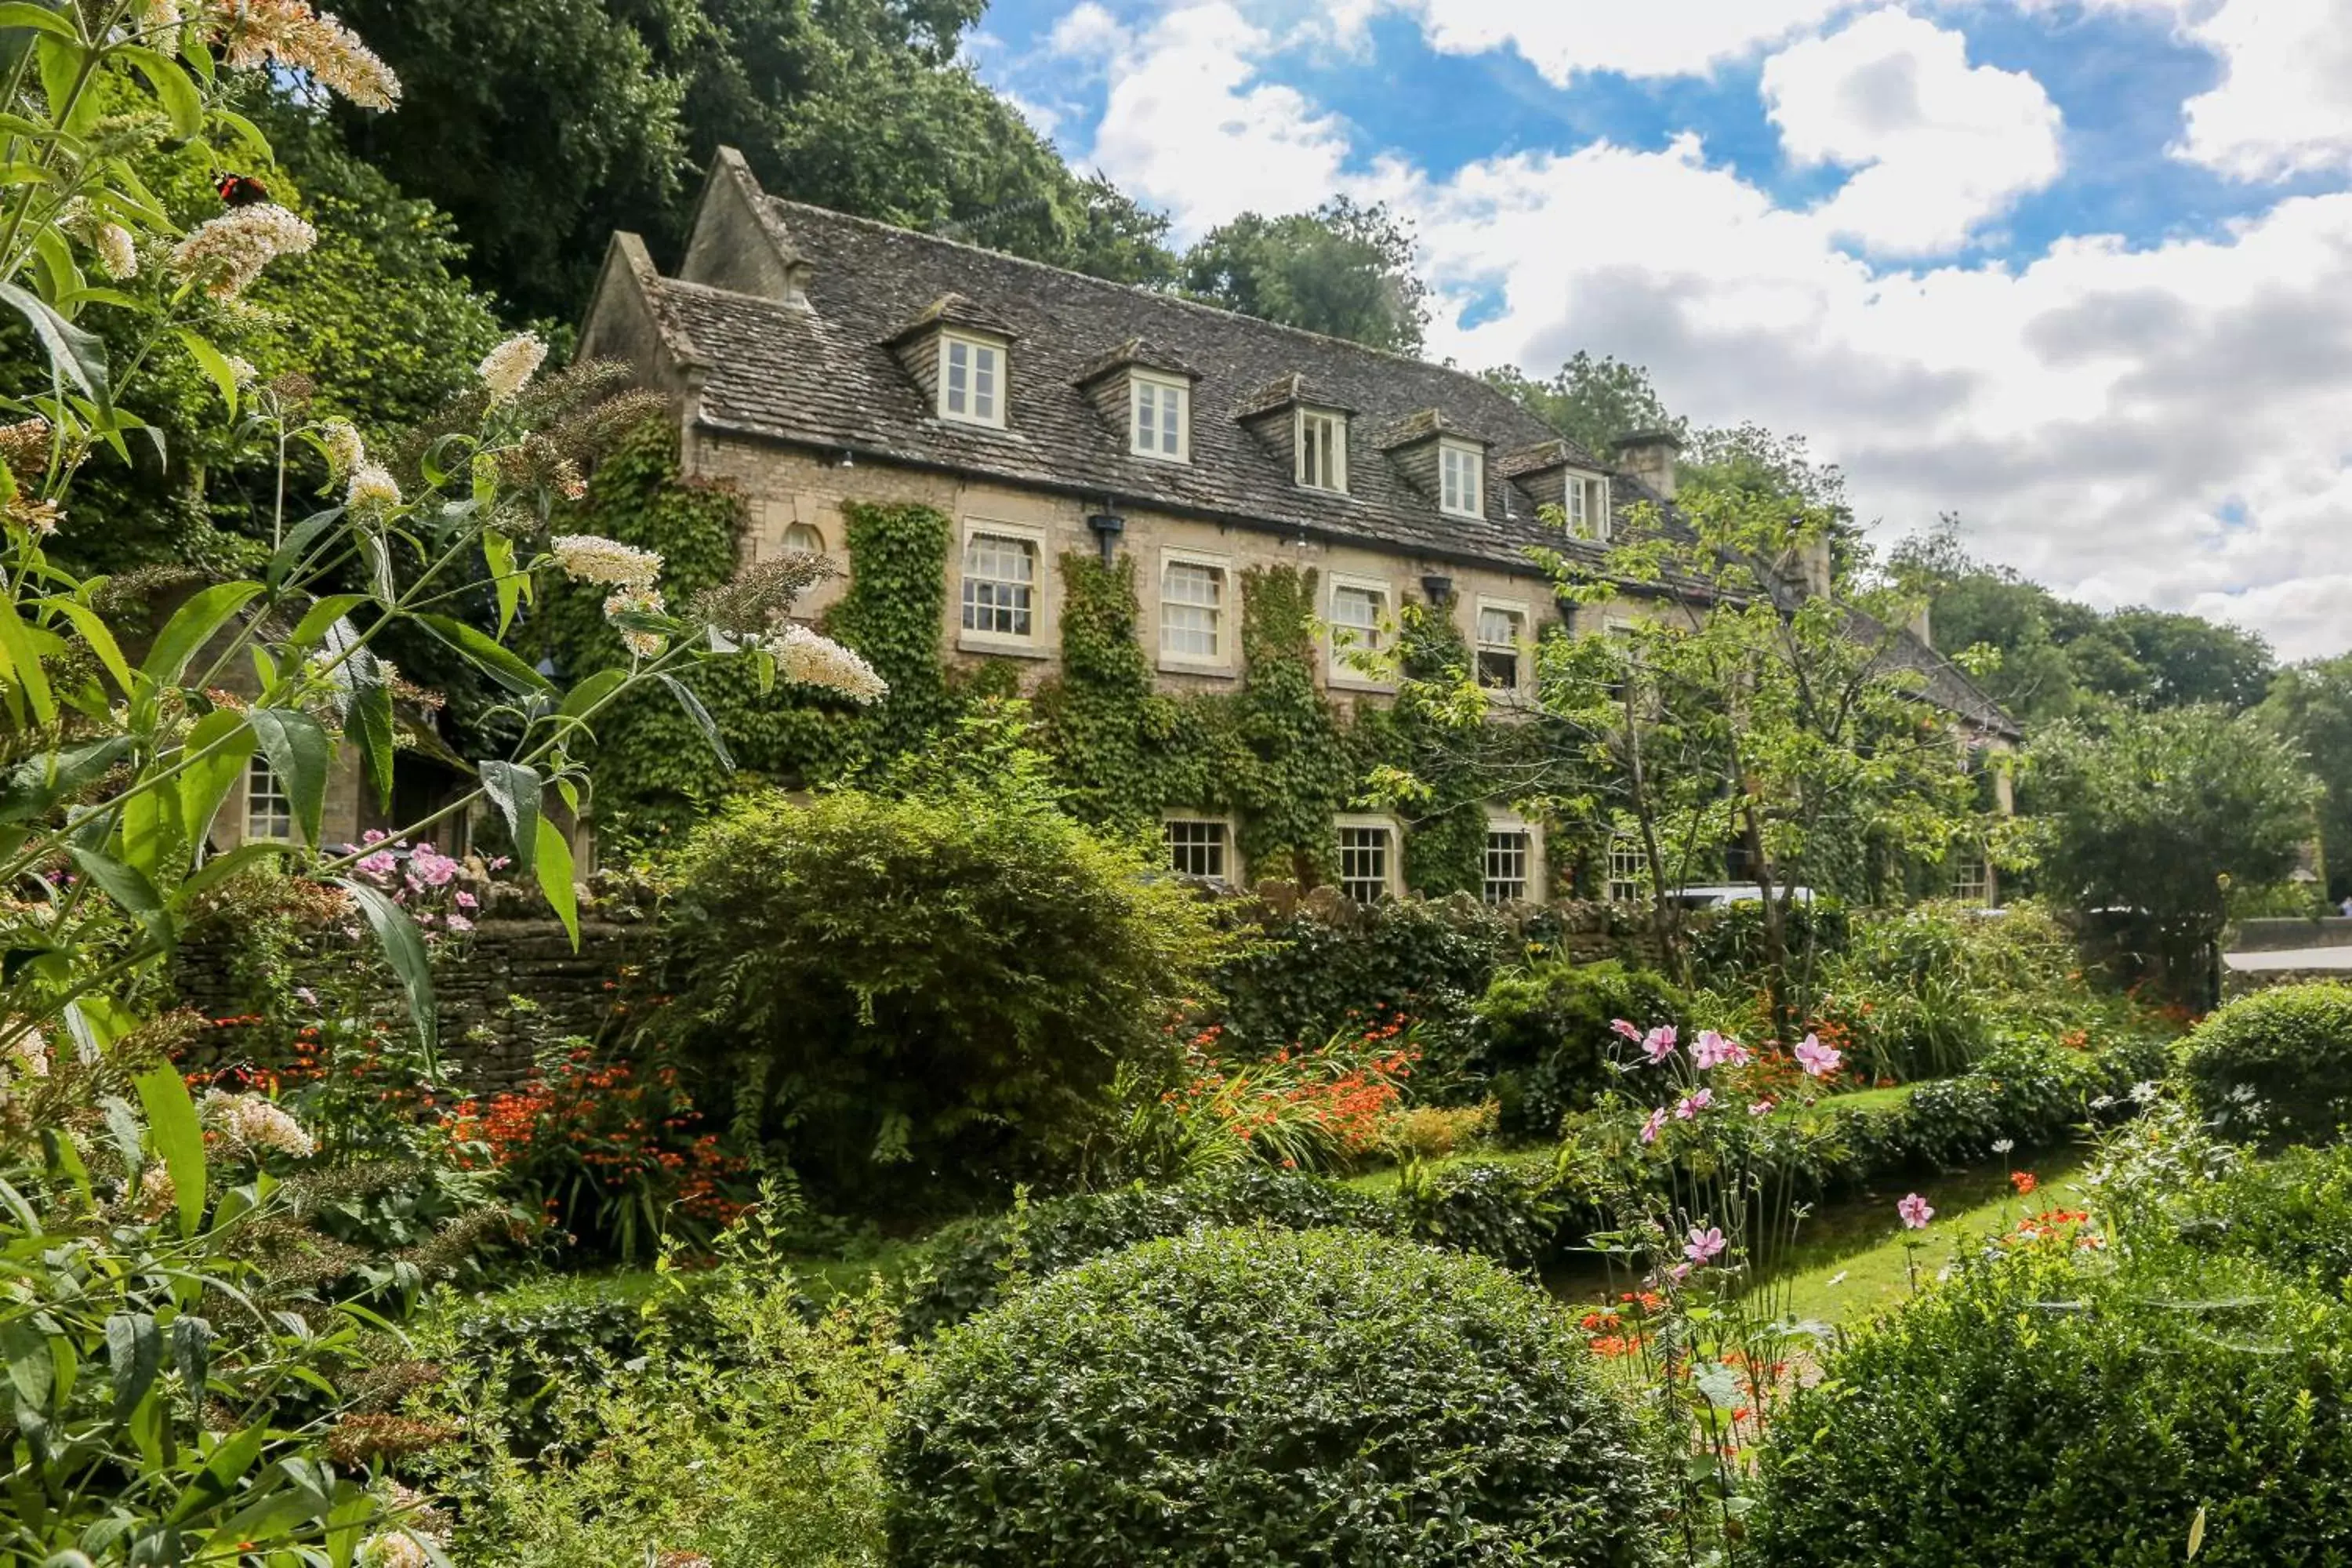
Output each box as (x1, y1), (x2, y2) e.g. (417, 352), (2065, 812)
(1763, 1146), (2095, 1326)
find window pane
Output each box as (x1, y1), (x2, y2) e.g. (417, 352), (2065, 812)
(782, 522), (825, 556)
(1339, 826), (1390, 903)
(245, 756), (293, 841)
(1607, 840), (1644, 905)
(1484, 831), (1530, 904)
(1165, 820), (1229, 881)
(946, 340), (968, 416)
(1477, 608), (1523, 690)
(973, 346), (998, 420)
(961, 533), (1036, 636)
(1160, 561), (1223, 658)
(1332, 585), (1385, 652)
(1161, 387), (1181, 452)
(1134, 383), (1155, 450)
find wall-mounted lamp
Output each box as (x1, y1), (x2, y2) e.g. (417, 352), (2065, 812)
(1420, 574), (1454, 604)
(835, 449), (855, 468)
(1087, 511), (1126, 566)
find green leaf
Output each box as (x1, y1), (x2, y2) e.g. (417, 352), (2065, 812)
(244, 708), (328, 846)
(0, 4), (78, 40)
(174, 839), (290, 909)
(103, 1312), (159, 1418)
(137, 580), (262, 701)
(174, 327), (240, 415)
(534, 816), (577, 950)
(67, 845), (173, 953)
(557, 666), (626, 721)
(170, 1315), (210, 1395)
(477, 760), (539, 874)
(1, 1317), (51, 1414)
(344, 644), (394, 812)
(0, 602), (56, 726)
(265, 508), (345, 592)
(287, 595), (368, 653)
(132, 1062), (206, 1240)
(41, 595), (132, 696)
(165, 1422), (267, 1526)
(659, 673), (733, 771)
(338, 879), (435, 1062)
(174, 707), (254, 880)
(483, 530), (523, 637)
(417, 612), (550, 697)
(118, 45), (200, 138)
(0, 277), (103, 402)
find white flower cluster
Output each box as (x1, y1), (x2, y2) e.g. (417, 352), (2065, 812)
(201, 1090), (317, 1160)
(169, 204), (316, 300)
(319, 416), (366, 478)
(135, 1163), (175, 1219)
(209, 0), (401, 110)
(2, 1025), (49, 1080)
(95, 221), (137, 281)
(550, 534), (662, 590)
(477, 332), (548, 403)
(604, 585), (667, 660)
(356, 1533), (429, 1568)
(347, 461), (401, 512)
(768, 622), (888, 705)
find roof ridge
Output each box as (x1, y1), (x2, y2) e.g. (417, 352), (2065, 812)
(757, 194), (1552, 423)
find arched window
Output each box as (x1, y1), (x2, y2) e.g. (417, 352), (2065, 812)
(782, 522), (825, 557)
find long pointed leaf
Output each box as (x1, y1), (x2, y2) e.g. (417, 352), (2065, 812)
(67, 845), (172, 953)
(337, 879), (435, 1062)
(138, 580), (261, 699)
(343, 643), (394, 811)
(477, 760), (539, 874)
(658, 673), (733, 771)
(132, 1062), (206, 1240)
(243, 708), (329, 847)
(417, 612), (550, 697)
(0, 277), (103, 403)
(533, 816), (577, 950)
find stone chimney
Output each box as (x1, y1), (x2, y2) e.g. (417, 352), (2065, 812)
(1907, 601), (1933, 649)
(1614, 428), (1682, 501)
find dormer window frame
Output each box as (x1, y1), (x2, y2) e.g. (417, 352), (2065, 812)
(1297, 406), (1348, 493)
(1439, 437), (1486, 520)
(1566, 472), (1612, 541)
(938, 330), (1007, 429)
(1130, 368), (1191, 463)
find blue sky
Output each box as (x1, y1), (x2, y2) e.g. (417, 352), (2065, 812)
(966, 0), (2352, 659)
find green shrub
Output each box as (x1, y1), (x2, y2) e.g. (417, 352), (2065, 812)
(2125, 1138), (2352, 1294)
(1475, 960), (1686, 1139)
(2177, 982), (2352, 1143)
(901, 1165), (1400, 1336)
(1685, 897), (1849, 987)
(1752, 1250), (2352, 1567)
(886, 1228), (1662, 1567)
(1813, 902), (2092, 1081)
(658, 772), (1226, 1211)
(1392, 1153), (1575, 1272)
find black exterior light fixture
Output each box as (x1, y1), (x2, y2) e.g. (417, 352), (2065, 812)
(1087, 510), (1126, 565)
(1420, 573), (1454, 605)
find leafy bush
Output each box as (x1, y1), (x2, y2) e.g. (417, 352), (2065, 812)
(901, 1164), (1400, 1336)
(2117, 1135), (2352, 1294)
(2176, 982), (2352, 1143)
(437, 1208), (903, 1566)
(1392, 1153), (1574, 1272)
(886, 1228), (1662, 1567)
(1207, 895), (1534, 1083)
(1475, 959), (1686, 1139)
(659, 774), (1226, 1210)
(1685, 897), (1849, 987)
(1753, 1249), (2352, 1566)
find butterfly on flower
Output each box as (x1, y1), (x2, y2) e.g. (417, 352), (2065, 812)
(216, 173), (272, 208)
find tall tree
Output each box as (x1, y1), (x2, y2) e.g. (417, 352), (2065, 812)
(2259, 655), (2352, 900)
(1483, 353), (1682, 457)
(1181, 199), (1429, 354)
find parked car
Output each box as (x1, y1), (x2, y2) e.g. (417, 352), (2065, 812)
(1664, 884), (1817, 911)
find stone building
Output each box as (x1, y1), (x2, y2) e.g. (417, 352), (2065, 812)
(578, 149), (2016, 903)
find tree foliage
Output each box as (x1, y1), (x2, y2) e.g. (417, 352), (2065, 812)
(2260, 654), (2352, 899)
(1181, 198), (1430, 354)
(1483, 351), (1683, 458)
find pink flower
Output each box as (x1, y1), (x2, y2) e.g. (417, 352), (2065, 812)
(488, 855), (512, 871)
(1668, 1261), (1693, 1283)
(1642, 1025), (1679, 1065)
(1684, 1225), (1727, 1265)
(1795, 1033), (1842, 1078)
(446, 913), (474, 934)
(1898, 1193), (1934, 1229)
(1693, 1029), (1751, 1071)
(1749, 1098), (1775, 1117)
(455, 889), (478, 909)
(408, 845), (460, 887)
(1675, 1088), (1714, 1120)
(1639, 1107), (1668, 1145)
(1610, 1018), (1643, 1043)
(354, 851), (397, 881)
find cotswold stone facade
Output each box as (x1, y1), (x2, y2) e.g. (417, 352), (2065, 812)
(579, 150), (2016, 898)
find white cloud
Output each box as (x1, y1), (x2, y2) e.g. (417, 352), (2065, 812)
(1386, 0), (1860, 83)
(2175, 0), (2352, 180)
(1061, 0), (2352, 659)
(1762, 9), (2064, 254)
(1046, 1), (1128, 62)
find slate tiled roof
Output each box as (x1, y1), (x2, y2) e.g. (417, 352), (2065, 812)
(641, 196), (1630, 575)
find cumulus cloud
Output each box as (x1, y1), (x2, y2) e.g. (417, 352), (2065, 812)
(1383, 0), (1860, 83)
(2175, 0), (2352, 180)
(1054, 0), (2352, 656)
(1761, 9), (2064, 254)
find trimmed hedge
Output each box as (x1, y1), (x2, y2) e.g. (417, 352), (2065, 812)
(1474, 960), (1685, 1140)
(2176, 982), (2352, 1143)
(1752, 1249), (2352, 1566)
(886, 1228), (1663, 1567)
(900, 1165), (1402, 1337)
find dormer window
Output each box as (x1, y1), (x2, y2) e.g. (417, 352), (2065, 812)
(939, 332), (1004, 427)
(1567, 474), (1611, 540)
(1298, 408), (1347, 492)
(1131, 371), (1189, 461)
(1439, 439), (1485, 519)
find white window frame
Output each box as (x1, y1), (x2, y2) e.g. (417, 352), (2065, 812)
(1566, 473), (1611, 541)
(244, 754), (296, 844)
(782, 521), (827, 557)
(1475, 597), (1532, 695)
(956, 519), (1047, 654)
(1606, 837), (1646, 906)
(1439, 438), (1485, 520)
(1335, 814), (1403, 903)
(1326, 573), (1394, 691)
(1483, 810), (1543, 906)
(1953, 853), (1991, 906)
(1297, 407), (1348, 493)
(1163, 815), (1240, 886)
(938, 332), (1006, 428)
(1130, 370), (1190, 462)
(1156, 546), (1235, 674)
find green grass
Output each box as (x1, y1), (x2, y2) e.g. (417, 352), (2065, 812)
(1762, 1145), (2096, 1327)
